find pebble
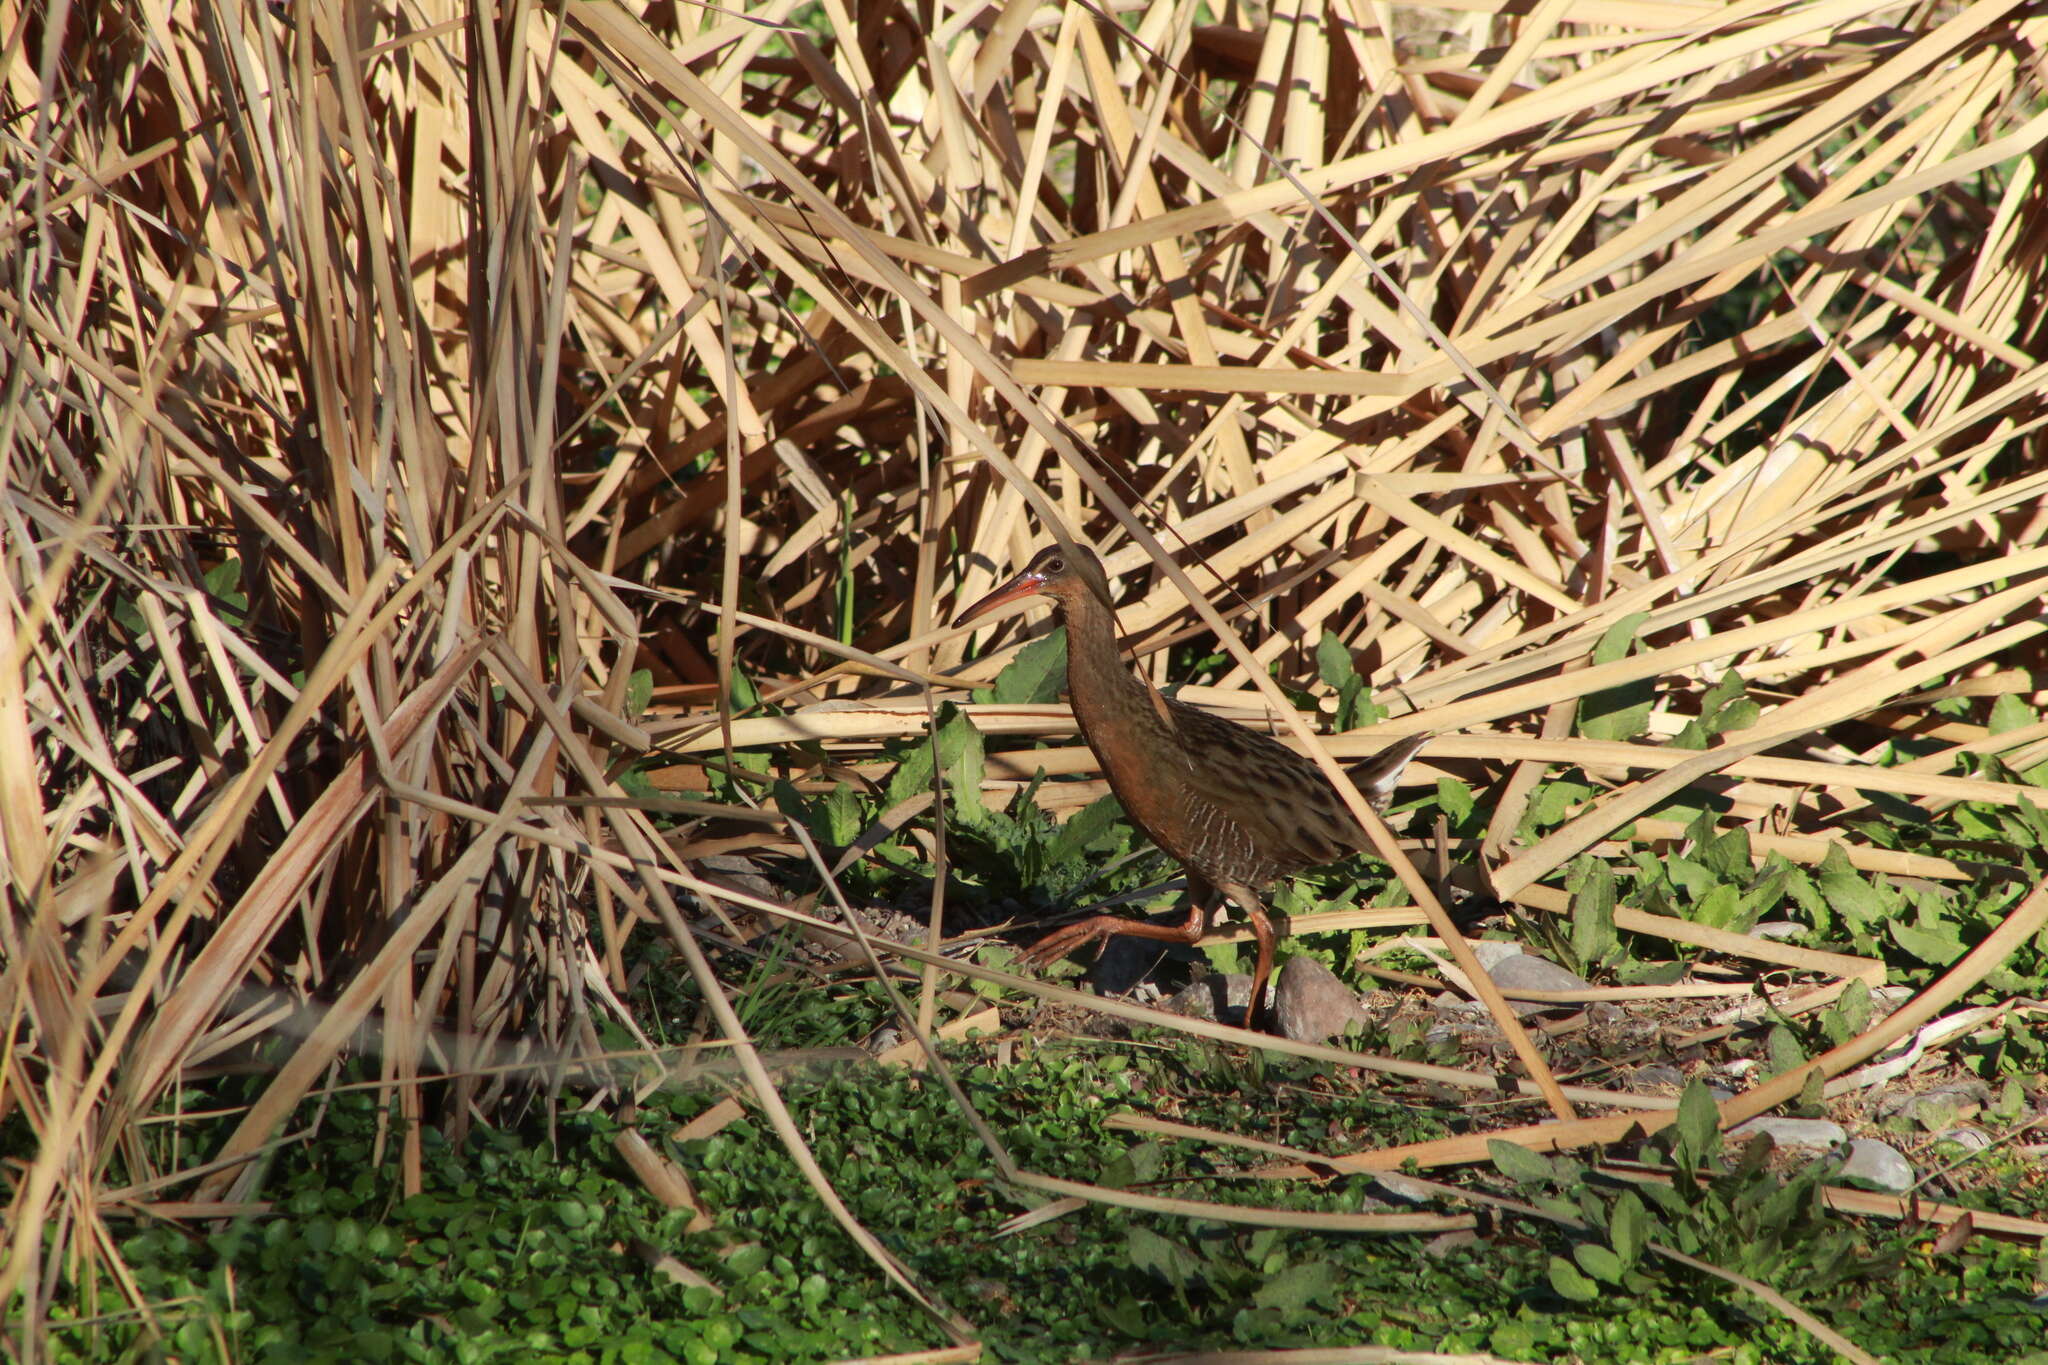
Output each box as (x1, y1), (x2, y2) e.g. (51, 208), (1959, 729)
(1839, 1138), (1914, 1192)
(1272, 956), (1369, 1043)
(1728, 1116), (1847, 1149)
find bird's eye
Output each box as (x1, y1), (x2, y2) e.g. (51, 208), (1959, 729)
(1044, 556), (1064, 573)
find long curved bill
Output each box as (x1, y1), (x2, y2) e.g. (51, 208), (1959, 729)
(951, 568), (1049, 628)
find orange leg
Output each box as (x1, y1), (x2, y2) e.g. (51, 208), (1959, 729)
(1021, 878), (1276, 1030)
(1018, 899), (1208, 969)
(1223, 881), (1276, 1033)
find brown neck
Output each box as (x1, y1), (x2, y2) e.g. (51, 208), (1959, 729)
(1056, 588), (1154, 748)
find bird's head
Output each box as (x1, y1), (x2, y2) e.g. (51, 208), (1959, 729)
(952, 543), (1116, 627)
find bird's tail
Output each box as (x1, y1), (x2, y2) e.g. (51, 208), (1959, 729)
(1345, 734), (1430, 814)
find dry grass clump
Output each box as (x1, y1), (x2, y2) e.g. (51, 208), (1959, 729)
(4, 0), (2048, 1347)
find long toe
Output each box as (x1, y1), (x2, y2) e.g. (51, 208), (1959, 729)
(1019, 919), (1110, 968)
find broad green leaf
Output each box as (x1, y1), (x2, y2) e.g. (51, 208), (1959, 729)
(934, 707), (987, 823)
(1609, 1191), (1649, 1266)
(728, 669), (760, 712)
(1820, 978), (1871, 1048)
(1989, 692), (2037, 735)
(821, 783), (863, 848)
(884, 741), (933, 810)
(1050, 794), (1125, 862)
(1814, 845), (1891, 931)
(992, 627), (1067, 704)
(1436, 776), (1476, 824)
(624, 668), (653, 719)
(1488, 1139), (1556, 1186)
(1569, 856), (1617, 971)
(1576, 613), (1654, 741)
(1100, 1140), (1164, 1189)
(1699, 669), (1747, 719)
(1701, 826), (1752, 882)
(1548, 1256), (1601, 1303)
(1767, 1024), (1807, 1075)
(1890, 918), (1966, 967)
(1674, 1080), (1721, 1166)
(1252, 1260), (1337, 1313)
(1573, 1244), (1626, 1285)
(1315, 631), (1356, 690)
(1126, 1226), (1202, 1292)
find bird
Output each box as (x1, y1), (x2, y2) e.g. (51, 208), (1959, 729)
(952, 542), (1428, 1028)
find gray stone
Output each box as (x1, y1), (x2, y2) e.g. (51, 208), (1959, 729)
(1839, 1138), (1914, 1192)
(1273, 956), (1369, 1043)
(1939, 1127), (1993, 1152)
(1629, 1065), (1687, 1094)
(1468, 940), (1530, 972)
(1422, 1230), (1482, 1258)
(1443, 952), (1594, 1016)
(1165, 973), (1257, 1023)
(1728, 1116), (1847, 1149)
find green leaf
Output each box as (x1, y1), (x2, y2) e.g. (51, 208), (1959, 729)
(1548, 1256), (1601, 1303)
(1716, 698), (1760, 733)
(821, 783), (863, 848)
(1573, 1244), (1626, 1284)
(1609, 1191), (1649, 1266)
(1815, 845), (1892, 931)
(1126, 1227), (1203, 1293)
(1700, 669), (1747, 720)
(1569, 856), (1617, 972)
(1989, 692), (2037, 735)
(1577, 613), (1654, 741)
(624, 668), (653, 719)
(934, 707), (987, 824)
(1890, 917), (1966, 967)
(722, 669), (761, 714)
(1436, 777), (1476, 825)
(1673, 1080), (1721, 1167)
(1820, 978), (1871, 1048)
(1693, 882), (1742, 931)
(1050, 794), (1126, 862)
(992, 628), (1068, 704)
(1700, 826), (1752, 882)
(1488, 1139), (1556, 1186)
(1100, 1140), (1164, 1189)
(1315, 631), (1357, 691)
(1766, 1024), (1808, 1075)
(1252, 1260), (1336, 1313)
(884, 741), (933, 810)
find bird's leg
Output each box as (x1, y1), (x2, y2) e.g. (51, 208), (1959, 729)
(1216, 879), (1277, 1031)
(1018, 896), (1209, 970)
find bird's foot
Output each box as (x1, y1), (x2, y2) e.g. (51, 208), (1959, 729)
(1017, 916), (1125, 970)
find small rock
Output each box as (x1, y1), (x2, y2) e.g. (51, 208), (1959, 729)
(1728, 1116), (1847, 1149)
(1165, 973), (1257, 1023)
(1629, 1065), (1687, 1094)
(1422, 1230), (1482, 1258)
(1468, 940), (1529, 972)
(1490, 953), (1592, 993)
(1480, 953), (1593, 1016)
(1273, 957), (1369, 1043)
(1939, 1127), (1993, 1152)
(1839, 1138), (1914, 1192)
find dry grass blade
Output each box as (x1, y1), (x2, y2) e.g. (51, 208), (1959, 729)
(6, 0), (2048, 1352)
